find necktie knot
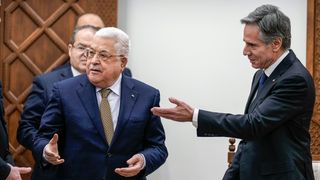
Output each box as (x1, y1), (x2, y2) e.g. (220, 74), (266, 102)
(100, 88), (111, 98)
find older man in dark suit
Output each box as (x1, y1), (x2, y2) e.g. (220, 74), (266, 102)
(0, 81), (31, 180)
(152, 4), (315, 180)
(33, 27), (167, 180)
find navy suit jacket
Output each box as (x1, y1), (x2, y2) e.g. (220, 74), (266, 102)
(0, 82), (14, 179)
(17, 62), (132, 179)
(197, 50), (315, 180)
(33, 74), (167, 180)
(17, 65), (73, 180)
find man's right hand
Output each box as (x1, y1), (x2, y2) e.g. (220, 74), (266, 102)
(43, 133), (64, 165)
(6, 164), (31, 180)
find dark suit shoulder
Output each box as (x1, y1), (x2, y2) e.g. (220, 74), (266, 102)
(53, 74), (87, 89)
(35, 65), (72, 83)
(124, 76), (159, 93)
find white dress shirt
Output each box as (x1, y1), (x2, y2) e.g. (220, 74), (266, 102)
(96, 74), (122, 130)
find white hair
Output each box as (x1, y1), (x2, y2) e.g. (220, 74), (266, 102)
(95, 27), (130, 58)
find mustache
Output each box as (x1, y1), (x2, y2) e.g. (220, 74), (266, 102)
(88, 64), (102, 71)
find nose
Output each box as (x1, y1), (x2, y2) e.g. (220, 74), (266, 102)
(243, 45), (250, 56)
(90, 54), (100, 64)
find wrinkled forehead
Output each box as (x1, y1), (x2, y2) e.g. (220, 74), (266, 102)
(75, 29), (96, 42)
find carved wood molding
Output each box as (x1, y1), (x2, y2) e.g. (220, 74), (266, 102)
(307, 0), (320, 160)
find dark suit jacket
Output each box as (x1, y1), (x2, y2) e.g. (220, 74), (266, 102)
(0, 82), (14, 179)
(33, 74), (168, 180)
(17, 65), (73, 180)
(197, 50), (315, 180)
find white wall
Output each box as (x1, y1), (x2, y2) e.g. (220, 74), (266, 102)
(118, 1), (307, 180)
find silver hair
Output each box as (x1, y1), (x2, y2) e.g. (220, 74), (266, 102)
(95, 27), (130, 58)
(240, 4), (291, 49)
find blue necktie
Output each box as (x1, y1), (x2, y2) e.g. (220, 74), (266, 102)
(258, 71), (267, 92)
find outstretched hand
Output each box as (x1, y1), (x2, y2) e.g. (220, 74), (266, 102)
(43, 133), (64, 165)
(151, 97), (194, 122)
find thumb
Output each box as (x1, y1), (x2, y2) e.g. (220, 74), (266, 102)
(169, 97), (183, 106)
(49, 133), (59, 146)
(18, 167), (32, 174)
(127, 154), (140, 166)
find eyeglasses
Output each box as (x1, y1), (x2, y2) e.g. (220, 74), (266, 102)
(84, 48), (123, 62)
(71, 44), (88, 53)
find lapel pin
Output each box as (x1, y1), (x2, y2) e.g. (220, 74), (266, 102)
(131, 94), (135, 98)
(272, 79), (276, 82)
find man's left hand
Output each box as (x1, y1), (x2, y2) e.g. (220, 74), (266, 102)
(115, 154), (144, 177)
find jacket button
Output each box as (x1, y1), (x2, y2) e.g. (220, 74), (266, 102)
(107, 153), (112, 157)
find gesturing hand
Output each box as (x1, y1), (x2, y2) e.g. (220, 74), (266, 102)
(115, 154), (144, 177)
(43, 133), (64, 165)
(6, 164), (32, 180)
(151, 97), (194, 122)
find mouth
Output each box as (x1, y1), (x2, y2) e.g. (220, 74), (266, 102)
(89, 67), (102, 74)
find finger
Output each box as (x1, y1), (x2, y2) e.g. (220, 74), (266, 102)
(50, 158), (65, 165)
(49, 133), (59, 145)
(45, 155), (61, 163)
(151, 107), (176, 114)
(168, 97), (183, 106)
(18, 167), (32, 174)
(115, 166), (138, 177)
(45, 149), (60, 159)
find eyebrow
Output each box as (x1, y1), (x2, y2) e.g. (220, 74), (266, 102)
(76, 43), (90, 47)
(91, 49), (111, 54)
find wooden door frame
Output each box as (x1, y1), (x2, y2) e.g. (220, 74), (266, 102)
(306, 0), (319, 160)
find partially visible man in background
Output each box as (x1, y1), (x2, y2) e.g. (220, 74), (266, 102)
(1, 81), (31, 180)
(75, 13), (104, 28)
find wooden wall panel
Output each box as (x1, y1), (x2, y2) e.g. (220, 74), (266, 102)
(307, 0), (320, 160)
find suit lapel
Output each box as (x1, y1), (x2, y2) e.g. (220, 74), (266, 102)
(247, 50), (296, 112)
(76, 75), (107, 142)
(111, 76), (138, 145)
(245, 72), (260, 113)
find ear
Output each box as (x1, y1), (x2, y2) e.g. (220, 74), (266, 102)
(120, 57), (128, 70)
(272, 37), (282, 52)
(68, 44), (73, 57)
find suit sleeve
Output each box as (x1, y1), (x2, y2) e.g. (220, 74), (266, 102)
(33, 83), (65, 164)
(0, 82), (12, 179)
(140, 90), (168, 175)
(17, 77), (47, 151)
(0, 158), (10, 180)
(197, 75), (311, 139)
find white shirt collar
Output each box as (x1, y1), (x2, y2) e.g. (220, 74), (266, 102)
(96, 74), (122, 96)
(264, 49), (290, 77)
(71, 66), (81, 77)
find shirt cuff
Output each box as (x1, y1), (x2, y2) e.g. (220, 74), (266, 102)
(192, 108), (199, 128)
